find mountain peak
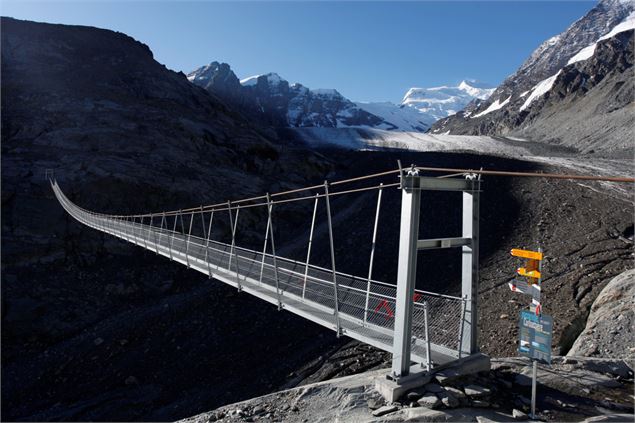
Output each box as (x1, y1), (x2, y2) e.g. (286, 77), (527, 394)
(400, 81), (495, 121)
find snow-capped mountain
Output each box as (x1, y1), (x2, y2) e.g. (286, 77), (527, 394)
(188, 63), (492, 132)
(401, 80), (495, 120)
(354, 101), (432, 132)
(430, 0), (634, 153)
(188, 64), (385, 128)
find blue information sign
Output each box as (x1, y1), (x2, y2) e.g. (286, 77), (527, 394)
(518, 311), (553, 364)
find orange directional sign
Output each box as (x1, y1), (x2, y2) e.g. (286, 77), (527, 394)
(517, 267), (541, 279)
(511, 249), (543, 261)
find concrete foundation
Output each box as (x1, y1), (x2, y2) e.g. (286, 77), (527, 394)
(374, 353), (491, 402)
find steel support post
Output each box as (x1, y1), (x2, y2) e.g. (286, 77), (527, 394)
(302, 194), (319, 299)
(128, 216), (133, 241)
(266, 193), (282, 309)
(227, 202), (241, 290)
(140, 216), (147, 248)
(185, 212), (194, 268)
(169, 213), (178, 261)
(324, 181), (341, 336)
(204, 210), (214, 278)
(156, 213), (165, 255)
(457, 296), (467, 359)
(460, 179), (480, 355)
(364, 183), (383, 323)
(391, 172), (421, 379)
(423, 301), (432, 371)
(259, 205), (271, 286)
(146, 215), (153, 249)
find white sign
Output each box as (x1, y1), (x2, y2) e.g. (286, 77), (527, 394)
(508, 279), (541, 298)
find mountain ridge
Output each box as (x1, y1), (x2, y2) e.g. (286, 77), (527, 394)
(429, 0), (635, 154)
(188, 64), (492, 132)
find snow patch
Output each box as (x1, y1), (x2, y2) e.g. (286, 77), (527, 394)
(355, 101), (433, 131)
(240, 72), (285, 87)
(567, 11), (635, 65)
(520, 71), (561, 112)
(472, 95), (511, 118)
(240, 75), (260, 86)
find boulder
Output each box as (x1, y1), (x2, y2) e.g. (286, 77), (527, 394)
(568, 269), (635, 358)
(371, 405), (398, 417)
(417, 394), (442, 409)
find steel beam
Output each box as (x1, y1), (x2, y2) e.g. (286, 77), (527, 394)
(391, 172), (421, 379)
(416, 176), (478, 192)
(417, 237), (471, 250)
(460, 179), (480, 355)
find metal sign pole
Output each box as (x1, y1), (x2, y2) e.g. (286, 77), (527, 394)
(531, 359), (538, 419)
(512, 246), (549, 420)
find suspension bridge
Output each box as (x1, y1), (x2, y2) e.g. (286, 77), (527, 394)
(50, 164), (633, 396)
(51, 164), (483, 381)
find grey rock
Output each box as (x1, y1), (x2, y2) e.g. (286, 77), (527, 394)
(371, 405), (398, 417)
(512, 408), (528, 420)
(417, 394), (442, 409)
(93, 337), (104, 346)
(444, 387), (466, 400)
(464, 385), (491, 398)
(367, 398), (384, 410)
(406, 390), (423, 401)
(582, 414), (635, 422)
(439, 392), (460, 408)
(568, 269), (635, 358)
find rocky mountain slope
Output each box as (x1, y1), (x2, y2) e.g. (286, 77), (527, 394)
(430, 0), (635, 155)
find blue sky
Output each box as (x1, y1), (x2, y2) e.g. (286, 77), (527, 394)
(2, 1), (594, 102)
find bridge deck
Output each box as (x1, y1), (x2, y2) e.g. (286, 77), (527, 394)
(52, 181), (463, 367)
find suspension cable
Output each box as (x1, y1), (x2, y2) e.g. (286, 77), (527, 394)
(102, 165), (633, 218)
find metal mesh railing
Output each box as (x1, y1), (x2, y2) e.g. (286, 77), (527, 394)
(51, 179), (465, 363)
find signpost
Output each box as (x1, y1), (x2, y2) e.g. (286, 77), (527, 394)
(510, 247), (552, 419)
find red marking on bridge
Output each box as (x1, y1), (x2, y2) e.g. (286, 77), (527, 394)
(373, 293), (423, 319)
